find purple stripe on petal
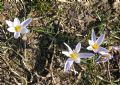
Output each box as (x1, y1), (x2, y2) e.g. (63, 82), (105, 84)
(14, 32), (20, 38)
(75, 42), (81, 53)
(64, 58), (74, 72)
(78, 53), (94, 58)
(21, 18), (32, 28)
(21, 28), (29, 34)
(96, 33), (105, 45)
(91, 29), (96, 42)
(98, 46), (109, 53)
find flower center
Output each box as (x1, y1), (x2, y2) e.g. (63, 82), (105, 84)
(92, 43), (99, 50)
(15, 25), (21, 32)
(70, 52), (78, 60)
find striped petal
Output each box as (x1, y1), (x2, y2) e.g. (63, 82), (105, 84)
(96, 33), (105, 45)
(98, 46), (109, 53)
(64, 58), (73, 72)
(21, 18), (32, 28)
(21, 28), (29, 34)
(91, 29), (96, 42)
(75, 42), (81, 53)
(79, 53), (94, 58)
(14, 32), (20, 38)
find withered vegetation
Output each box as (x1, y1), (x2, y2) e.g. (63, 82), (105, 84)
(0, 0), (120, 85)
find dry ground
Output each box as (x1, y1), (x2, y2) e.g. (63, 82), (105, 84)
(0, 0), (120, 85)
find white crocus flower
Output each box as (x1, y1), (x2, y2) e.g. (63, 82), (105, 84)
(6, 18), (32, 38)
(62, 42), (94, 72)
(87, 29), (109, 53)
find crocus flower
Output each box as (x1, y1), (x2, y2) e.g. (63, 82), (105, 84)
(96, 51), (113, 64)
(6, 18), (32, 38)
(62, 42), (94, 72)
(87, 29), (109, 53)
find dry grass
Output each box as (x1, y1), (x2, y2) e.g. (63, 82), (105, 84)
(0, 0), (120, 85)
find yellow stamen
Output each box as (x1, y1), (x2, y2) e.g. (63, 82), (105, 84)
(15, 25), (21, 32)
(92, 43), (99, 50)
(70, 52), (78, 60)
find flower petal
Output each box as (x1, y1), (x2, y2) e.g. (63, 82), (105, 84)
(93, 49), (99, 53)
(6, 20), (14, 27)
(78, 53), (94, 58)
(14, 32), (20, 38)
(7, 27), (15, 32)
(14, 18), (20, 26)
(21, 28), (29, 34)
(99, 51), (111, 56)
(96, 33), (105, 45)
(21, 18), (32, 28)
(88, 40), (94, 45)
(95, 55), (108, 64)
(62, 51), (70, 57)
(87, 46), (93, 51)
(96, 54), (113, 64)
(98, 46), (109, 53)
(64, 58), (73, 72)
(75, 42), (81, 53)
(91, 29), (96, 42)
(64, 43), (73, 53)
(75, 57), (80, 63)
